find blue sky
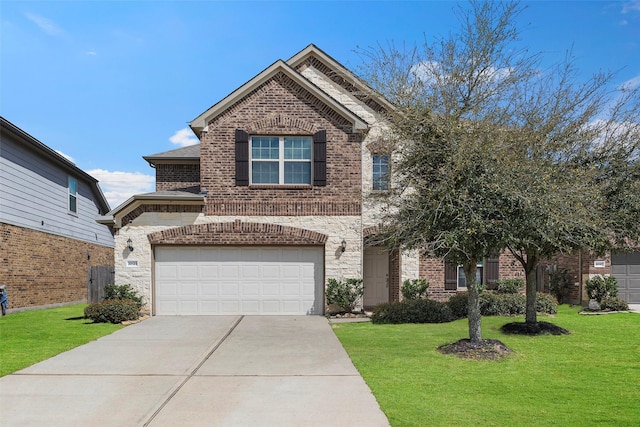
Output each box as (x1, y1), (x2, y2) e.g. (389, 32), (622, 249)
(2, 0), (639, 209)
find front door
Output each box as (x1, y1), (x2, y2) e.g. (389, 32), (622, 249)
(364, 246), (389, 307)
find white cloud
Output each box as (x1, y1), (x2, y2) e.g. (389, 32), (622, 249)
(622, 0), (640, 13)
(86, 50), (97, 56)
(86, 169), (155, 209)
(169, 127), (199, 147)
(55, 150), (75, 163)
(25, 13), (64, 36)
(620, 74), (640, 90)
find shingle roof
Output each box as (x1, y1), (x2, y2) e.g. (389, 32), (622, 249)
(143, 144), (200, 163)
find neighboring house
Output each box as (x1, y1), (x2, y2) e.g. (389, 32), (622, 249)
(97, 45), (639, 315)
(0, 117), (114, 310)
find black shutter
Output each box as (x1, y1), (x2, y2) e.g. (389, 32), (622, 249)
(313, 130), (326, 186)
(235, 129), (249, 186)
(485, 257), (500, 290)
(444, 262), (458, 290)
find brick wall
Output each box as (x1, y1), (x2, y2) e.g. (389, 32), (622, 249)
(0, 223), (114, 309)
(420, 251), (527, 302)
(200, 73), (363, 216)
(545, 251), (610, 303)
(155, 163), (200, 193)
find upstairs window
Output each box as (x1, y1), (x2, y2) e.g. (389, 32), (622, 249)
(372, 154), (389, 191)
(250, 136), (312, 185)
(68, 176), (77, 213)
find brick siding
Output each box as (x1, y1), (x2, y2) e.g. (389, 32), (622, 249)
(0, 223), (114, 309)
(420, 251), (527, 302)
(200, 73), (363, 217)
(147, 220), (328, 246)
(155, 163), (200, 193)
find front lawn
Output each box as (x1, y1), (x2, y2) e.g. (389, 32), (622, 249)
(0, 304), (122, 377)
(333, 305), (640, 426)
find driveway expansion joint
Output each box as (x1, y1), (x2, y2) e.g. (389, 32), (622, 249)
(142, 315), (244, 427)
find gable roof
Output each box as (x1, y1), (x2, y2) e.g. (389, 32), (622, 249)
(286, 44), (395, 113)
(0, 116), (111, 214)
(143, 144), (200, 165)
(189, 55), (369, 137)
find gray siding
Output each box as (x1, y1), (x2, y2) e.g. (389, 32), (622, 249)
(0, 133), (114, 247)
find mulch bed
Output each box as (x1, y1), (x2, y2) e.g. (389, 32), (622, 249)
(500, 321), (570, 336)
(438, 339), (512, 360)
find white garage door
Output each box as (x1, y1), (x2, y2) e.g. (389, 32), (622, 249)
(155, 246), (324, 315)
(611, 252), (640, 304)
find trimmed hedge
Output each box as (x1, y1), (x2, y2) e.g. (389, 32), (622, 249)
(600, 297), (629, 311)
(84, 299), (140, 324)
(371, 299), (454, 324)
(447, 292), (470, 319)
(444, 291), (558, 320)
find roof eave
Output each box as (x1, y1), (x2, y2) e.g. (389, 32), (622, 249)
(189, 60), (368, 134)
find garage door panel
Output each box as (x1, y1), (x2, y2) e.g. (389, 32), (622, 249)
(155, 246), (323, 315)
(612, 252), (640, 304)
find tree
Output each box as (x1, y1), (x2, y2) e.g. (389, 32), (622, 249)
(359, 0), (640, 334)
(360, 1), (534, 343)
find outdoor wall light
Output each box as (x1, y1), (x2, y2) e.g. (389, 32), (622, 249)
(126, 238), (134, 252)
(341, 239), (347, 253)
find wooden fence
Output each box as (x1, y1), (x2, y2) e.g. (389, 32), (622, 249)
(87, 266), (115, 303)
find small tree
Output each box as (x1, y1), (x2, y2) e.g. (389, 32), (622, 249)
(401, 279), (430, 300)
(585, 275), (618, 302)
(326, 278), (364, 313)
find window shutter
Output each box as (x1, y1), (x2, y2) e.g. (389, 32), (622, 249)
(485, 257), (500, 290)
(235, 129), (249, 186)
(444, 262), (458, 290)
(313, 130), (326, 186)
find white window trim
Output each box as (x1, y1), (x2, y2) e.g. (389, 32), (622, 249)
(457, 261), (484, 289)
(250, 136), (312, 185)
(68, 176), (78, 215)
(372, 154), (390, 191)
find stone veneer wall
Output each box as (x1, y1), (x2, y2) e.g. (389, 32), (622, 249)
(0, 223), (114, 309)
(114, 213), (363, 311)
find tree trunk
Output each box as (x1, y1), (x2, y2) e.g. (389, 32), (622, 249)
(525, 255), (539, 325)
(464, 260), (482, 343)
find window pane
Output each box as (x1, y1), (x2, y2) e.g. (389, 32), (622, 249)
(252, 162), (279, 184)
(284, 162), (311, 184)
(284, 137), (311, 160)
(372, 154), (389, 190)
(68, 177), (77, 213)
(68, 177), (77, 194)
(251, 137), (279, 159)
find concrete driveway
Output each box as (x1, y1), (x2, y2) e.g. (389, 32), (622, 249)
(0, 316), (389, 427)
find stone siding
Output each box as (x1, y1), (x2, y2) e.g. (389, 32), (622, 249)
(114, 213), (363, 310)
(0, 223), (114, 309)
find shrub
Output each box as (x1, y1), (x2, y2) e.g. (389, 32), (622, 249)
(494, 278), (524, 294)
(84, 299), (140, 324)
(371, 299), (454, 324)
(401, 279), (429, 300)
(600, 297), (629, 312)
(446, 291), (557, 319)
(104, 284), (144, 309)
(447, 292), (469, 319)
(535, 293), (558, 315)
(585, 275), (618, 302)
(326, 278), (364, 312)
(548, 268), (573, 304)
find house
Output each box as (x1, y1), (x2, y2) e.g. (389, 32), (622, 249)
(96, 45), (639, 315)
(0, 117), (115, 310)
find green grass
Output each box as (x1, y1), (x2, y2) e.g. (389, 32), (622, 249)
(333, 305), (640, 426)
(0, 304), (122, 377)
